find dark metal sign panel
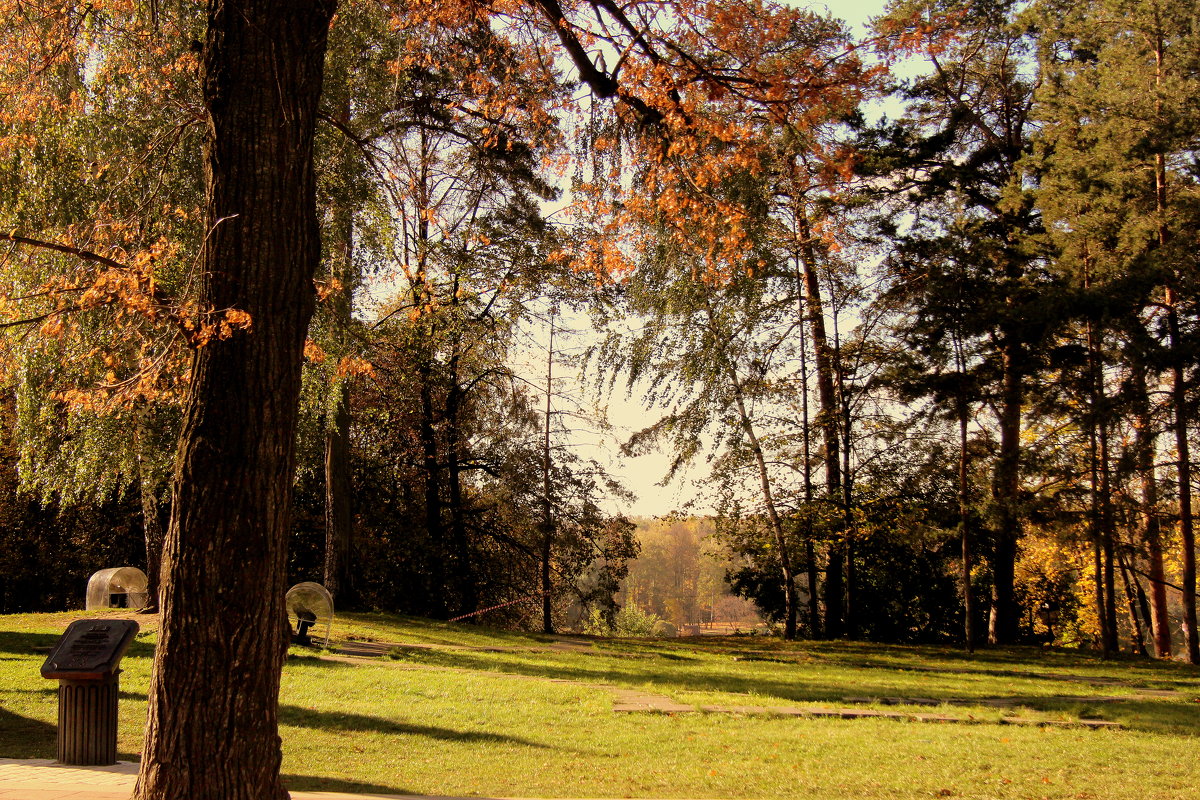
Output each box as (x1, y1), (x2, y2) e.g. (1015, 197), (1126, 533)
(41, 619), (139, 681)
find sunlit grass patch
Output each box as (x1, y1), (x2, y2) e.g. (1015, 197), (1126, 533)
(2, 609), (1199, 798)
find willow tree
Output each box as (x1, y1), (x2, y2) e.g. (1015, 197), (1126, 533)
(0, 2), (206, 612)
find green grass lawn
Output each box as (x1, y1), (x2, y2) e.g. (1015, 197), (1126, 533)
(3, 610), (1200, 799)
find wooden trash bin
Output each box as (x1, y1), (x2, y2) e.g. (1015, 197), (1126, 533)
(40, 619), (139, 766)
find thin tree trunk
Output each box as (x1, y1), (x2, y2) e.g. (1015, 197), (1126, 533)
(1086, 310), (1112, 657)
(1151, 13), (1198, 666)
(796, 202), (842, 636)
(1084, 259), (1118, 653)
(134, 418), (164, 614)
(1087, 404), (1106, 654)
(1133, 361), (1172, 657)
(1166, 292), (1198, 663)
(135, 3), (333, 797)
(1118, 548), (1148, 657)
(958, 407), (974, 653)
(831, 299), (854, 636)
(988, 333), (1022, 646)
(1091, 526), (1107, 654)
(446, 355), (478, 618)
(418, 358), (449, 619)
(541, 317), (555, 635)
(797, 310), (822, 637)
(705, 302), (797, 638)
(323, 134), (355, 606)
(724, 363), (797, 639)
(137, 478), (164, 613)
(323, 379), (353, 603)
(950, 327), (974, 652)
(1099, 414), (1119, 654)
(1130, 562), (1154, 653)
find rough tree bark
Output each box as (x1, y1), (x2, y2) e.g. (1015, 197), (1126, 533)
(134, 2), (335, 798)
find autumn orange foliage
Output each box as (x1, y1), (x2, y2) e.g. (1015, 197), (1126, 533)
(0, 0), (882, 409)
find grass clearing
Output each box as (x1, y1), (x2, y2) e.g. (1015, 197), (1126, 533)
(2, 609), (1199, 798)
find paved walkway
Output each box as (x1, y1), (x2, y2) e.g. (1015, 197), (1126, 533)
(0, 759), (627, 800)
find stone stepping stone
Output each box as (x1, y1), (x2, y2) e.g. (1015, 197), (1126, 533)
(611, 689), (695, 713)
(843, 696), (941, 706)
(613, 691), (1122, 729)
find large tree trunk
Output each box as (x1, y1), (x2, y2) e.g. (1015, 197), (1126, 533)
(133, 3), (333, 799)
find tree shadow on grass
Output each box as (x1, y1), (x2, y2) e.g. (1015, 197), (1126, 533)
(1030, 697), (1200, 735)
(0, 631), (61, 656)
(283, 773), (420, 795)
(4, 685), (146, 703)
(790, 654), (1199, 691)
(278, 704), (551, 748)
(0, 705), (56, 758)
(0, 630), (156, 667)
(364, 646), (1200, 736)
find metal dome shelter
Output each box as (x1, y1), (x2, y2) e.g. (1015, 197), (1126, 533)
(85, 567), (150, 611)
(285, 581), (334, 648)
